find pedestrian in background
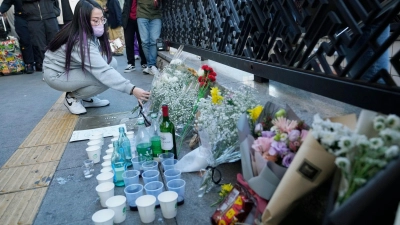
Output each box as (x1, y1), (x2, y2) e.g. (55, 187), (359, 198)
(122, 0), (146, 73)
(23, 0), (60, 71)
(137, 0), (161, 75)
(106, 0), (124, 56)
(0, 0), (35, 73)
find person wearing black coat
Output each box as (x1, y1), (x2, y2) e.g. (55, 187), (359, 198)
(105, 0), (124, 56)
(121, 0), (146, 73)
(0, 0), (34, 73)
(22, 0), (60, 71)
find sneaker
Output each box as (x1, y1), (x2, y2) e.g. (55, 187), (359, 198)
(124, 64), (136, 73)
(141, 64), (147, 69)
(25, 64), (34, 74)
(82, 97), (110, 108)
(135, 55), (140, 60)
(150, 66), (159, 76)
(143, 67), (150, 75)
(64, 93), (86, 115)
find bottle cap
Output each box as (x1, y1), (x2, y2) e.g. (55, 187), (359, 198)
(137, 117), (144, 124)
(162, 104), (169, 116)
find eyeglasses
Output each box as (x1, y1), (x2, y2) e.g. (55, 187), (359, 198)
(91, 17), (107, 26)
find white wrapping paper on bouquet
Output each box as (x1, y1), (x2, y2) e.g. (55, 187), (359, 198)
(174, 146), (211, 172)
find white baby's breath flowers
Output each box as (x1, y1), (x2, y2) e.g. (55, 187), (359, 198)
(385, 145), (399, 159)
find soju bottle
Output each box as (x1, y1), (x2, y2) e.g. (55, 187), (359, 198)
(111, 140), (126, 186)
(150, 113), (162, 158)
(160, 105), (177, 159)
(136, 117), (153, 162)
(118, 127), (132, 167)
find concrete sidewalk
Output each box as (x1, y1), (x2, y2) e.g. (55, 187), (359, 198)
(0, 50), (361, 225)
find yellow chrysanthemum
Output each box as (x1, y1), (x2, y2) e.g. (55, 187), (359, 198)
(211, 87), (224, 104)
(248, 105), (264, 122)
(221, 183), (233, 194)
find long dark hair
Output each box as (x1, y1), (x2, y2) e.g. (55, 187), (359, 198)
(47, 0), (112, 72)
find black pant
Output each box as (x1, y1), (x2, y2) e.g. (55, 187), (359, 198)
(124, 18), (146, 66)
(27, 18), (59, 64)
(15, 16), (34, 64)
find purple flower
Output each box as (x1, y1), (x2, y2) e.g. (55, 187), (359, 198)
(254, 123), (263, 134)
(288, 130), (300, 142)
(282, 152), (295, 167)
(271, 141), (289, 156)
(262, 131), (275, 138)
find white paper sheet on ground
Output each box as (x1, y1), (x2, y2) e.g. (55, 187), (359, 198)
(69, 124), (127, 142)
(174, 146), (211, 173)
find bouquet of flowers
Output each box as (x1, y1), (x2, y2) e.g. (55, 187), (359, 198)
(312, 113), (400, 207)
(252, 109), (308, 169)
(133, 47), (216, 153)
(195, 85), (259, 196)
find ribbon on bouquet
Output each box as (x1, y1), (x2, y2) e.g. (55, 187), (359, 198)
(205, 166), (222, 185)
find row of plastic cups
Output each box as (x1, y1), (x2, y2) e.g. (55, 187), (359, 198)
(131, 157), (178, 173)
(125, 178), (186, 210)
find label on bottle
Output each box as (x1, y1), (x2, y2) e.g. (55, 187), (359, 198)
(160, 132), (173, 150)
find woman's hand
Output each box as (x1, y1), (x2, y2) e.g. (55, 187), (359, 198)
(131, 87), (150, 105)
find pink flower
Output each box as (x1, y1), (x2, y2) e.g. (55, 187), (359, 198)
(252, 137), (273, 154)
(300, 130), (308, 141)
(272, 117), (298, 133)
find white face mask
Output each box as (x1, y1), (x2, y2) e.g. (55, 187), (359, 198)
(92, 24), (104, 37)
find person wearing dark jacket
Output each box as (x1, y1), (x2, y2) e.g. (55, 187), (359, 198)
(0, 0), (34, 73)
(105, 0), (124, 56)
(22, 0), (60, 71)
(121, 0), (146, 73)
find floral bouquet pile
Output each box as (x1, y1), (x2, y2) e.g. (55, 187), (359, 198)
(133, 48), (216, 153)
(312, 113), (400, 207)
(194, 85), (259, 196)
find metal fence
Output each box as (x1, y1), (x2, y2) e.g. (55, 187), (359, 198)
(161, 0), (400, 115)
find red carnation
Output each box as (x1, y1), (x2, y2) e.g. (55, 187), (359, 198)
(208, 75), (216, 82)
(209, 71), (217, 77)
(199, 81), (206, 87)
(198, 76), (205, 82)
(201, 65), (209, 70)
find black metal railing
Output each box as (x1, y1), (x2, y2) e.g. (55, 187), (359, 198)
(161, 0), (400, 115)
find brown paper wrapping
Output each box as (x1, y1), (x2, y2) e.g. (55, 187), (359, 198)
(261, 114), (357, 225)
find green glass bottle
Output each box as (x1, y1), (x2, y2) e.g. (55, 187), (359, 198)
(150, 113), (162, 158)
(160, 104), (177, 159)
(111, 140), (126, 187)
(135, 117), (153, 162)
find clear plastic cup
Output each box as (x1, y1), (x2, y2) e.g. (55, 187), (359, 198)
(167, 179), (186, 205)
(163, 169), (181, 183)
(142, 160), (158, 171)
(158, 152), (174, 162)
(142, 170), (160, 184)
(144, 181), (164, 205)
(122, 170), (140, 186)
(124, 184), (143, 211)
(131, 157), (142, 172)
(162, 159), (178, 171)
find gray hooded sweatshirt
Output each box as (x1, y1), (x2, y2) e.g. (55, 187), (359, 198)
(43, 39), (134, 95)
